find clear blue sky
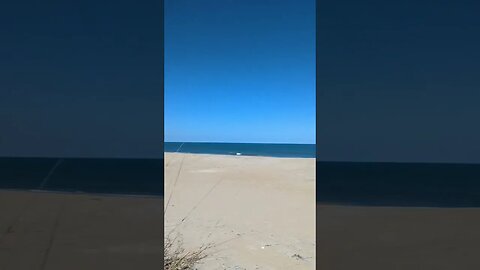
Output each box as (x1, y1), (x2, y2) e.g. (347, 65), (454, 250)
(317, 0), (480, 163)
(0, 0), (163, 158)
(165, 0), (315, 144)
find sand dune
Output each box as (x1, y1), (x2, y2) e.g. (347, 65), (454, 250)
(164, 153), (316, 270)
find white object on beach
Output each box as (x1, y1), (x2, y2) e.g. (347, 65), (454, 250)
(236, 152), (241, 156)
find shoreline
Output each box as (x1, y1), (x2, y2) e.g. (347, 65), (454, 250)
(0, 187), (163, 199)
(164, 151), (316, 159)
(316, 201), (480, 209)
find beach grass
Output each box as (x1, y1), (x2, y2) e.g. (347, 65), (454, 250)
(164, 232), (210, 270)
(164, 158), (212, 270)
(164, 153), (315, 269)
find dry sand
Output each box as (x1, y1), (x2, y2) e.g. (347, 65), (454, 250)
(164, 153), (316, 270)
(0, 190), (163, 270)
(317, 204), (480, 270)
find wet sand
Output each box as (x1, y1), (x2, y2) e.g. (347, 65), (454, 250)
(0, 190), (163, 270)
(317, 204), (480, 270)
(164, 153), (316, 270)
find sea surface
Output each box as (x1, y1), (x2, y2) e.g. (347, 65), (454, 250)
(3, 156), (480, 207)
(317, 161), (480, 207)
(0, 157), (163, 196)
(164, 142), (316, 158)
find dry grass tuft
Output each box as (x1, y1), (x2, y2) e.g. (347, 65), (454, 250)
(164, 153), (216, 269)
(164, 232), (211, 270)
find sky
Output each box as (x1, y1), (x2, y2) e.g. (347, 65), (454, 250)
(317, 0), (480, 163)
(165, 0), (316, 144)
(0, 0), (163, 158)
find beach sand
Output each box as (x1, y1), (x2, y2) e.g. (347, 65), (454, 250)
(317, 204), (480, 270)
(0, 190), (163, 270)
(164, 153), (316, 270)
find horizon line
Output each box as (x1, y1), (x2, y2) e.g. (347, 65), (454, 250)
(164, 141), (316, 145)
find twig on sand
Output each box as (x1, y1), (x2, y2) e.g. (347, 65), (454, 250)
(164, 232), (211, 270)
(170, 177), (225, 233)
(164, 155), (186, 216)
(164, 153), (242, 269)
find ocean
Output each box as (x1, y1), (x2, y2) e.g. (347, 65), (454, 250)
(164, 142), (316, 158)
(3, 155), (479, 207)
(317, 161), (480, 207)
(0, 157), (163, 196)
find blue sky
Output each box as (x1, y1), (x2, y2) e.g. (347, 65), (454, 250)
(0, 0), (163, 158)
(165, 0), (315, 144)
(317, 0), (480, 163)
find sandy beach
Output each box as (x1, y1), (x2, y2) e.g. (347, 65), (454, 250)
(164, 153), (316, 270)
(317, 204), (480, 270)
(0, 190), (163, 270)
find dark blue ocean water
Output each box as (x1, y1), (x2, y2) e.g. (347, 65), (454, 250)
(317, 161), (480, 207)
(164, 142), (316, 158)
(0, 157), (163, 196)
(3, 156), (480, 207)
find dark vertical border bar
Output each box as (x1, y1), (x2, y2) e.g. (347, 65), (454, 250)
(160, 0), (165, 266)
(0, 0), (165, 268)
(160, 0), (165, 196)
(315, 0), (320, 268)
